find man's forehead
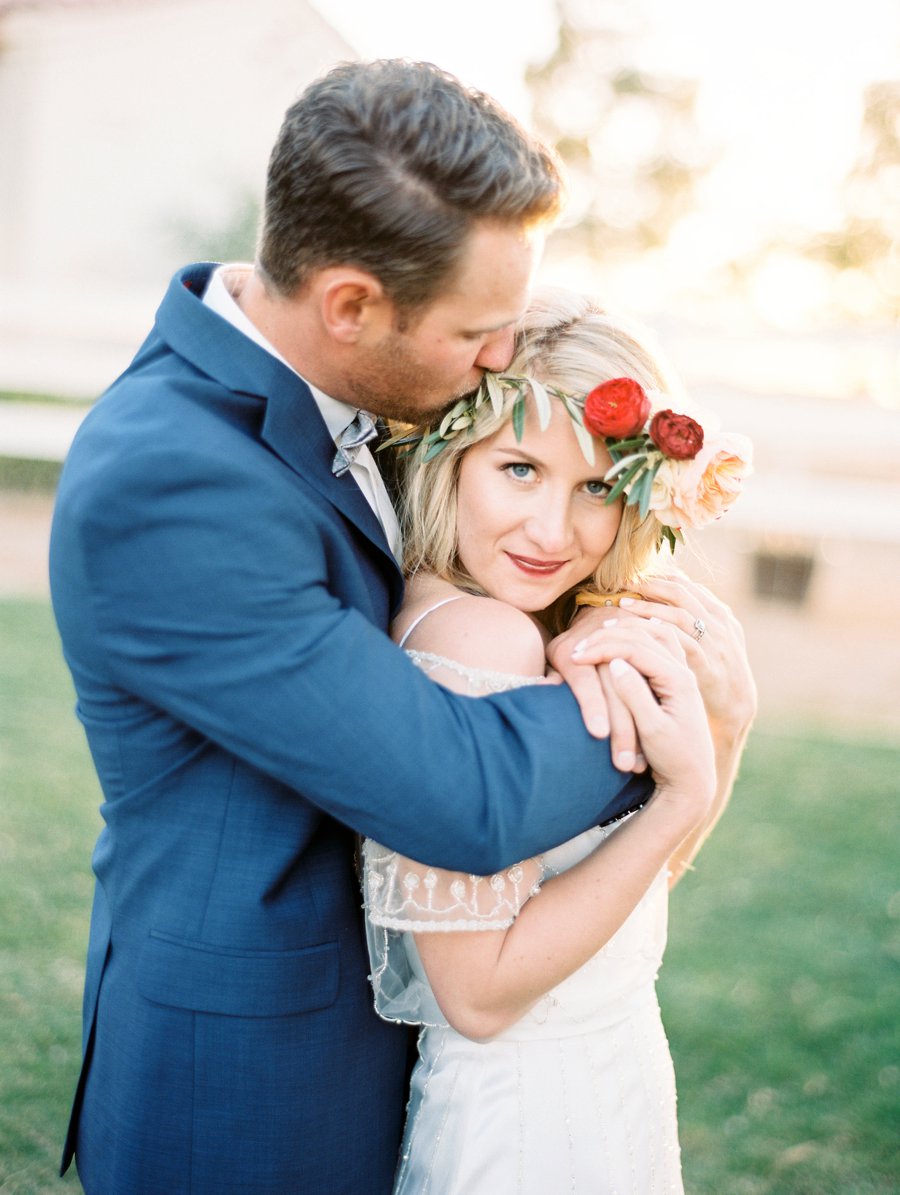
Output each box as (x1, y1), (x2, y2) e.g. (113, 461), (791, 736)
(430, 274), (533, 331)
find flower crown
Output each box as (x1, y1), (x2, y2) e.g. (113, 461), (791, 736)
(385, 373), (753, 550)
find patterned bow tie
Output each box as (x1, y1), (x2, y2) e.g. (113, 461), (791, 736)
(332, 410), (379, 477)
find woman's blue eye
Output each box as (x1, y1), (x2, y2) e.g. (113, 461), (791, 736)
(505, 463), (533, 480)
(585, 480), (611, 497)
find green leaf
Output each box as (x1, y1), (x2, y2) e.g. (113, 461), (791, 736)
(604, 451), (645, 479)
(636, 467), (655, 519)
(606, 458), (646, 504)
(438, 399), (467, 439)
(512, 393), (526, 441)
(562, 396), (595, 465)
(422, 438), (451, 463)
(660, 525), (678, 553)
(607, 435), (649, 456)
(528, 378), (553, 431)
(377, 430), (419, 451)
(485, 372), (506, 418)
(640, 457), (666, 518)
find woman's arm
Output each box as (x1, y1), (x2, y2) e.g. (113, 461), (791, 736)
(548, 574), (756, 886)
(618, 576), (755, 885)
(416, 783), (708, 1039)
(397, 599), (715, 1040)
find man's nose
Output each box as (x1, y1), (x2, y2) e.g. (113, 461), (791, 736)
(474, 327), (515, 373)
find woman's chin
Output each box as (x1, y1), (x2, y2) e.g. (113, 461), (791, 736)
(475, 579), (567, 615)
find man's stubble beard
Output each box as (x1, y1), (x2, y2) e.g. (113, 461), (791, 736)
(345, 334), (480, 425)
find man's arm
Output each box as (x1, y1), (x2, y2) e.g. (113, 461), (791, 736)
(50, 435), (651, 876)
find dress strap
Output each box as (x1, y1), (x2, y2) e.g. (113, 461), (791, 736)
(396, 595), (465, 649)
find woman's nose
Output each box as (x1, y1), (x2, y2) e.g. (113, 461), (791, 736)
(524, 499), (572, 554)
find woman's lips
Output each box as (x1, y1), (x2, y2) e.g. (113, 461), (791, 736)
(505, 552), (567, 576)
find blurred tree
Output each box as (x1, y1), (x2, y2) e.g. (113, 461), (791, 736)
(728, 79), (900, 325)
(804, 79), (900, 321)
(167, 193), (261, 265)
(527, 0), (712, 262)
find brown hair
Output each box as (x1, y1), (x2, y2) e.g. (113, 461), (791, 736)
(258, 60), (564, 308)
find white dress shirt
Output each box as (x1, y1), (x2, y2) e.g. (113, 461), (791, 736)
(202, 265), (402, 560)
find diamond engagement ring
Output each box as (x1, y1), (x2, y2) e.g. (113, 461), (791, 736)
(692, 618), (706, 642)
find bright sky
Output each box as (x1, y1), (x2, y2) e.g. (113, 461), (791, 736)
(313, 0), (899, 325)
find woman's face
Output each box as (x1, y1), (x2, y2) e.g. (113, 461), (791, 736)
(455, 401), (623, 613)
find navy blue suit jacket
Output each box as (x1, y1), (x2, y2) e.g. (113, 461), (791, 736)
(49, 264), (650, 1194)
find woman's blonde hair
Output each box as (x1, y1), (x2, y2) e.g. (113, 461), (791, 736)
(396, 287), (683, 629)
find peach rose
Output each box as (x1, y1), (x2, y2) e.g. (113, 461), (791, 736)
(650, 432), (753, 529)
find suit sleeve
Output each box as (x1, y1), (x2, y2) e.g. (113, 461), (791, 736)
(50, 434), (651, 874)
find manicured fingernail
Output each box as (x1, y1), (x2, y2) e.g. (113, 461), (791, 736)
(635, 753), (647, 771)
(619, 597), (636, 606)
(590, 717), (609, 737)
(609, 658), (628, 676)
(572, 638), (588, 658)
(616, 750), (635, 770)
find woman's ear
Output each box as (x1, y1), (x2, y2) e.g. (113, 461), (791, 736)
(318, 269), (390, 343)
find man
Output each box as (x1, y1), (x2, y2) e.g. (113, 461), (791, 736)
(50, 61), (652, 1194)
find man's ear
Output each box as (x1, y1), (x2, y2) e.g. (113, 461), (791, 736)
(319, 269), (390, 343)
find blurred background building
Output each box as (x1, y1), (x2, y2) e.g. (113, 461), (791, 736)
(1, 0), (898, 735)
(0, 0), (354, 394)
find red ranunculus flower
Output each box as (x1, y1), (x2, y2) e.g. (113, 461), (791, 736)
(583, 378), (651, 439)
(649, 410), (704, 460)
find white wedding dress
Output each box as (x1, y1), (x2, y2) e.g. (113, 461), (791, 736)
(363, 644), (684, 1195)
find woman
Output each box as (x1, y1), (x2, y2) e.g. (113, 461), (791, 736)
(363, 289), (754, 1193)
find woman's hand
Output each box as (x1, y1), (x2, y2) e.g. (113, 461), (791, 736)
(558, 591), (750, 882)
(546, 610), (658, 771)
(615, 574), (757, 735)
(557, 575), (756, 740)
(599, 627), (716, 821)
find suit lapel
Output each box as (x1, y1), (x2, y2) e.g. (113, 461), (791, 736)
(155, 265), (403, 593)
(259, 376), (391, 560)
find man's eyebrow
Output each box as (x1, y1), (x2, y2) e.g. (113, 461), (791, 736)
(463, 313), (524, 336)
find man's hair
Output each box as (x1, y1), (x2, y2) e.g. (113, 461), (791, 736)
(258, 59), (564, 308)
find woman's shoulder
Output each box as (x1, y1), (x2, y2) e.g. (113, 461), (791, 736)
(395, 576), (548, 678)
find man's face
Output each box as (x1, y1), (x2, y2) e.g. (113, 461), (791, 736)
(346, 221), (544, 422)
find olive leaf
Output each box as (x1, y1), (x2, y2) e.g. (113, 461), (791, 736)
(561, 396), (595, 465)
(511, 392), (527, 441)
(484, 372), (506, 419)
(606, 457), (646, 504)
(528, 377), (553, 431)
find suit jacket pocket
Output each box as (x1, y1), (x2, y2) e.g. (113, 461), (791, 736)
(138, 930), (340, 1017)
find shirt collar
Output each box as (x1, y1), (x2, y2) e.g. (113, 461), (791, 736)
(203, 264), (358, 440)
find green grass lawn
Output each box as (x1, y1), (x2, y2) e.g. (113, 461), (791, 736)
(662, 727), (899, 1194)
(1, 599), (897, 1193)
